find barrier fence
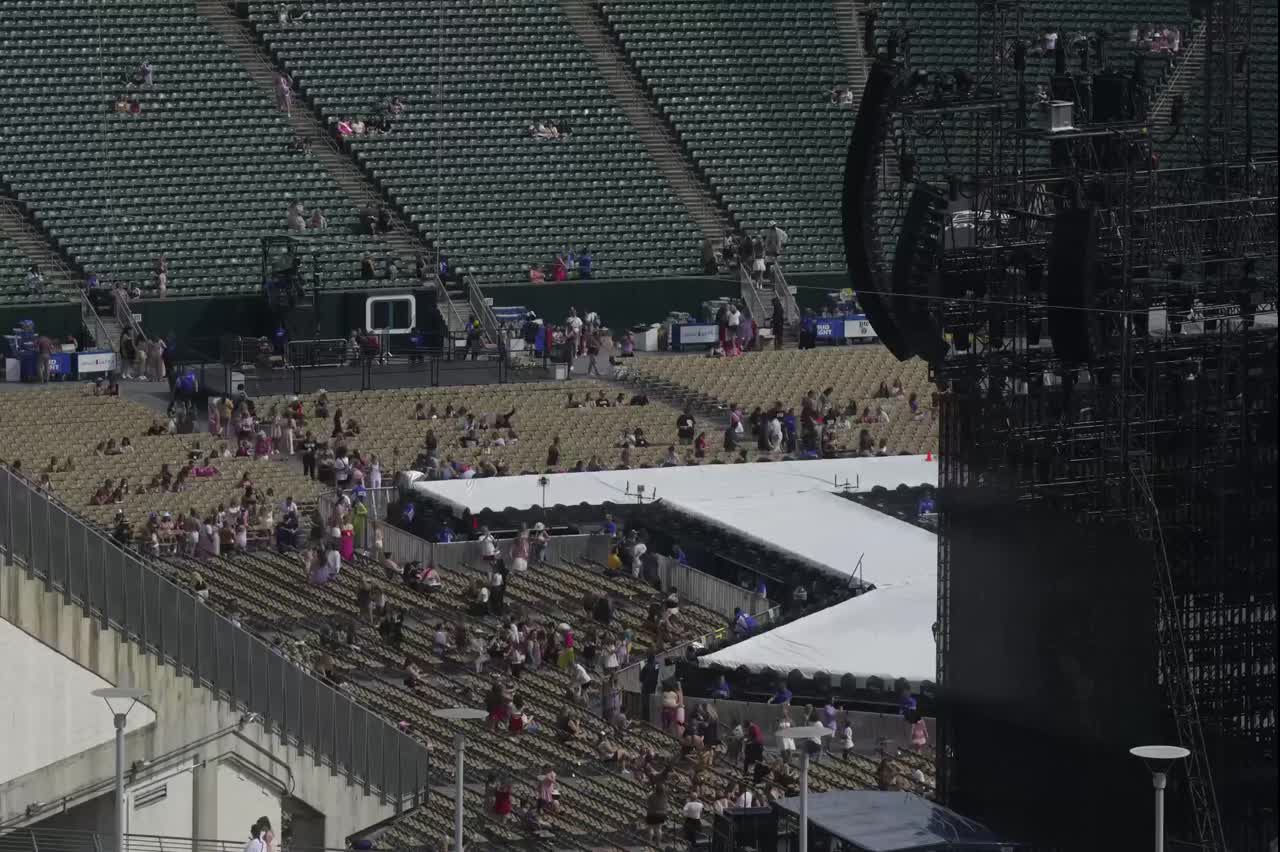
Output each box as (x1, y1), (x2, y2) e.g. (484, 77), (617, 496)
(0, 829), (350, 852)
(652, 554), (768, 619)
(631, 695), (936, 757)
(0, 467), (431, 807)
(615, 605), (782, 695)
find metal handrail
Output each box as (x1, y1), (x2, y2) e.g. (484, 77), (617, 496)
(113, 289), (147, 342)
(465, 272), (501, 346)
(770, 262), (801, 325)
(435, 274), (469, 335)
(0, 829), (352, 852)
(1149, 21), (1208, 121)
(78, 289), (114, 352)
(737, 261), (767, 321)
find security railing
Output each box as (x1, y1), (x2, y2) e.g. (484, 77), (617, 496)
(615, 604), (783, 694)
(112, 289), (147, 343)
(0, 829), (350, 852)
(769, 262), (801, 326)
(737, 261), (767, 322)
(0, 467), (431, 807)
(78, 289), (114, 352)
(465, 272), (501, 347)
(652, 554), (770, 619)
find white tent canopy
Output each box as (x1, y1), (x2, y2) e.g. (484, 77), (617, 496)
(665, 490), (935, 586)
(699, 581), (937, 686)
(696, 494), (938, 685)
(410, 455), (937, 516)
(408, 454), (939, 687)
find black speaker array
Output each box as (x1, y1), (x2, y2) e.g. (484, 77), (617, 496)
(1047, 209), (1101, 363)
(891, 183), (949, 362)
(841, 61), (913, 360)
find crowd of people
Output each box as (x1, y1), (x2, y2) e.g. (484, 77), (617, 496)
(527, 248), (593, 283)
(527, 119), (572, 141)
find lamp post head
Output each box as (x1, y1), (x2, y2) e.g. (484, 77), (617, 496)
(92, 687), (149, 717)
(789, 725), (834, 741)
(1130, 744), (1190, 778)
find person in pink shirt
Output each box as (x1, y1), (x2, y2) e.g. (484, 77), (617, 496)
(536, 767), (559, 814)
(340, 524), (355, 561)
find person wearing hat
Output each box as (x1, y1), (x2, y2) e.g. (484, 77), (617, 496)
(763, 220), (788, 258)
(531, 521), (549, 565)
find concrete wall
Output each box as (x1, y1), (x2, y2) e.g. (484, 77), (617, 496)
(214, 761), (282, 842)
(130, 769), (195, 838)
(0, 617), (157, 785)
(29, 757), (282, 842)
(0, 558), (400, 848)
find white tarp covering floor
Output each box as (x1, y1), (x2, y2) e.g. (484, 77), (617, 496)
(699, 578), (938, 686)
(410, 455), (936, 516)
(663, 490), (935, 586)
(696, 492), (938, 685)
(410, 454), (939, 686)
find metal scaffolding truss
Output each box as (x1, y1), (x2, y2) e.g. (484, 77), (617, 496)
(921, 1), (1276, 847)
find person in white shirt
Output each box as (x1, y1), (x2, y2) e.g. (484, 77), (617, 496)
(568, 661), (592, 702)
(488, 564), (505, 614)
(682, 796), (705, 845)
(766, 414), (783, 451)
(281, 496), (298, 517)
(243, 825), (265, 852)
(566, 310), (584, 335)
(478, 527), (497, 560)
(778, 707), (796, 757)
(630, 540), (647, 579)
(332, 453), (351, 485)
(837, 722), (855, 759)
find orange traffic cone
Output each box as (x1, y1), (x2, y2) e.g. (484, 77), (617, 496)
(925, 451), (933, 462)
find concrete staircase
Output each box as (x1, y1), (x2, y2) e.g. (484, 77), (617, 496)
(196, 0), (428, 267)
(833, 0), (870, 89)
(0, 195), (80, 299)
(560, 0), (735, 245)
(1148, 22), (1208, 129)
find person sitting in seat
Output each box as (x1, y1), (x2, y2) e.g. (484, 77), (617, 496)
(286, 201), (306, 231)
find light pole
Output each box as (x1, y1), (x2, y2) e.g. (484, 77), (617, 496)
(92, 687), (149, 852)
(788, 725), (833, 852)
(431, 707), (488, 852)
(1130, 744), (1190, 852)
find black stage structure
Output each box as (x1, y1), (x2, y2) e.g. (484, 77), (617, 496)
(844, 1), (1276, 849)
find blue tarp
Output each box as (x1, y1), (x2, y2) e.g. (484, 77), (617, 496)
(775, 791), (1008, 852)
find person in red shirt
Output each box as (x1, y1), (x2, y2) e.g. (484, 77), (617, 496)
(490, 775), (513, 817)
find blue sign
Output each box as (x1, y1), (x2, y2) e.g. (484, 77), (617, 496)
(805, 314), (875, 342)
